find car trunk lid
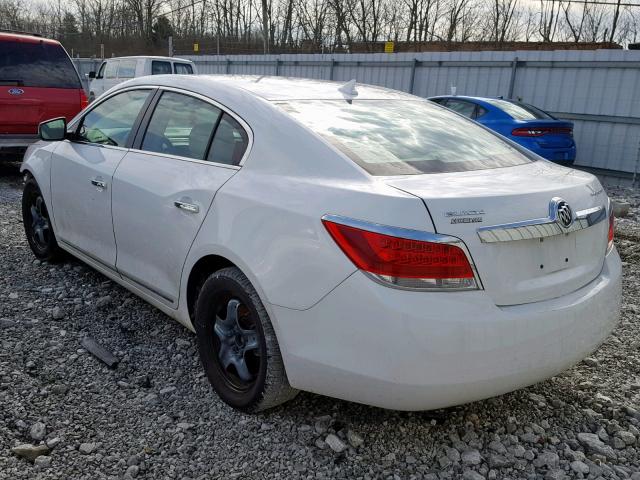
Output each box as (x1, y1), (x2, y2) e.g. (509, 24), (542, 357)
(0, 87), (81, 135)
(385, 161), (609, 306)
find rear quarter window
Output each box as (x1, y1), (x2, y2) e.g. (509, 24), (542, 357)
(0, 40), (81, 89)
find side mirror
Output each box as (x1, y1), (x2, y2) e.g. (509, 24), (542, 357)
(39, 117), (67, 141)
(88, 71), (96, 79)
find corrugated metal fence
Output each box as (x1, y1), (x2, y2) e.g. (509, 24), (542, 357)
(74, 50), (640, 175)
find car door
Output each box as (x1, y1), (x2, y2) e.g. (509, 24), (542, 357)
(111, 89), (250, 306)
(50, 88), (154, 268)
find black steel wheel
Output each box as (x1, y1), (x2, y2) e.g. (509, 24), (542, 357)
(194, 267), (298, 412)
(22, 177), (64, 262)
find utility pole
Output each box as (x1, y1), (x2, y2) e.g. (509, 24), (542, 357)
(261, 0), (269, 54)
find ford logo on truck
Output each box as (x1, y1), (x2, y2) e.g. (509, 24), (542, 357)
(8, 88), (24, 96)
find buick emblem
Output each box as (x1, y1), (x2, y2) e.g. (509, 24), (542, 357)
(8, 88), (24, 96)
(552, 198), (574, 228)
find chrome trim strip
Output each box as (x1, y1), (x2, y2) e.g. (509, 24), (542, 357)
(477, 204), (607, 244)
(321, 214), (483, 291)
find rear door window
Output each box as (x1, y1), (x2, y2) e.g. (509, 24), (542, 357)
(105, 61), (119, 79)
(152, 61), (172, 75)
(117, 60), (137, 78)
(77, 89), (151, 146)
(0, 40), (81, 89)
(174, 63), (193, 74)
(141, 91), (221, 160)
(279, 100), (534, 175)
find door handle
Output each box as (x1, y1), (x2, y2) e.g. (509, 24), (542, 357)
(91, 178), (107, 189)
(174, 200), (200, 214)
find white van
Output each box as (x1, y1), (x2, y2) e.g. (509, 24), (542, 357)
(88, 56), (197, 101)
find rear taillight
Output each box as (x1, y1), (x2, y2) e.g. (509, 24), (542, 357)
(80, 90), (89, 110)
(607, 209), (615, 253)
(511, 127), (572, 137)
(322, 215), (478, 290)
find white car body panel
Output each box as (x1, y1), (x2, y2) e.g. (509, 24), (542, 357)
(21, 75), (622, 411)
(50, 141), (126, 267)
(386, 161), (609, 305)
(112, 150), (238, 305)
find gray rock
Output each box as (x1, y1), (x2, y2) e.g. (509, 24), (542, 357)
(577, 433), (617, 460)
(461, 449), (482, 466)
(46, 437), (61, 449)
(324, 434), (346, 453)
(616, 430), (637, 446)
(314, 415), (332, 434)
(346, 430), (364, 448)
(544, 469), (567, 480)
(582, 357), (600, 367)
(125, 465), (140, 478)
(79, 442), (96, 455)
(462, 470), (485, 480)
(95, 295), (112, 309)
(571, 460), (589, 474)
(11, 444), (50, 462)
(51, 384), (68, 395)
(487, 453), (512, 468)
(51, 306), (64, 320)
(533, 450), (560, 468)
(625, 406), (640, 421)
(34, 455), (52, 468)
(30, 421), (46, 441)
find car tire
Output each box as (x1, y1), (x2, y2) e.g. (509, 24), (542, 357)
(22, 177), (65, 262)
(194, 267), (298, 412)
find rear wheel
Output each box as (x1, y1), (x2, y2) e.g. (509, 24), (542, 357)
(194, 267), (298, 412)
(22, 178), (64, 262)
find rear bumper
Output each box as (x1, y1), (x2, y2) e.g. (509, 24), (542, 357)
(0, 134), (39, 149)
(272, 249), (621, 410)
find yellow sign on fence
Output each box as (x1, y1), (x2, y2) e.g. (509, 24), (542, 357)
(384, 41), (394, 53)
(193, 43), (199, 53)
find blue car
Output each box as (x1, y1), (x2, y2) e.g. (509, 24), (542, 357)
(429, 96), (576, 165)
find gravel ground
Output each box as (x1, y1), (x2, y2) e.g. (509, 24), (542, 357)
(1, 161), (639, 480)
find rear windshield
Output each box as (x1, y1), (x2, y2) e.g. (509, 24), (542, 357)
(0, 40), (81, 89)
(278, 100), (534, 175)
(483, 99), (553, 120)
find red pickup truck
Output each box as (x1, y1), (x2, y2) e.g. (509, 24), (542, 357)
(0, 31), (88, 160)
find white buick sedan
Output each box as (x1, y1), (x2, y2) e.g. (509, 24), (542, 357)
(21, 75), (621, 412)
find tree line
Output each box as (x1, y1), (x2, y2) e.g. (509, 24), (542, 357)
(1, 0), (638, 57)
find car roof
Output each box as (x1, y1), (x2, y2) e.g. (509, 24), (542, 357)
(123, 75), (416, 101)
(0, 32), (59, 45)
(108, 56), (193, 62)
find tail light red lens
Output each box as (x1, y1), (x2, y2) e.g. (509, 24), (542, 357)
(80, 90), (89, 110)
(607, 209), (615, 252)
(322, 217), (477, 290)
(511, 127), (572, 137)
